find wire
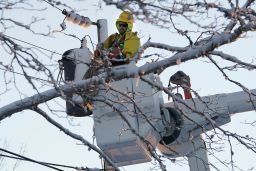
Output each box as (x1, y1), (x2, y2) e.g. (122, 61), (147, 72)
(0, 154), (85, 170)
(85, 35), (96, 52)
(41, 0), (98, 26)
(0, 148), (64, 171)
(41, 0), (62, 12)
(0, 67), (56, 84)
(2, 34), (63, 56)
(0, 148), (86, 170)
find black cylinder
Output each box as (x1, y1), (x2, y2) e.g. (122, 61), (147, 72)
(62, 49), (92, 117)
(160, 107), (183, 144)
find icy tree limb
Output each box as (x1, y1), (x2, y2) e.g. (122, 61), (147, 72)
(0, 74), (106, 120)
(133, 41), (187, 62)
(210, 51), (256, 70)
(132, 22), (256, 68)
(1, 22), (256, 120)
(133, 23), (256, 76)
(33, 107), (120, 171)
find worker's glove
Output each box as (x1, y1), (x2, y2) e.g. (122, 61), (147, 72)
(94, 49), (101, 59)
(108, 47), (122, 59)
(94, 43), (104, 59)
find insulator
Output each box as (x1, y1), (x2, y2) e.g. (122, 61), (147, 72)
(81, 36), (87, 48)
(79, 16), (91, 28)
(73, 14), (82, 24)
(65, 11), (76, 21)
(62, 10), (92, 28)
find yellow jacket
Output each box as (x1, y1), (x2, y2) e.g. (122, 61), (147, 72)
(103, 31), (140, 62)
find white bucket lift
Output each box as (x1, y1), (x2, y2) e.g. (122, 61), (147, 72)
(93, 74), (256, 170)
(93, 64), (165, 166)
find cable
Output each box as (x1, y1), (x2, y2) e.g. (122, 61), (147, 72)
(0, 148), (86, 170)
(41, 0), (62, 11)
(0, 67), (56, 84)
(85, 35), (96, 52)
(0, 148), (64, 171)
(2, 34), (63, 56)
(0, 154), (85, 170)
(42, 0), (97, 27)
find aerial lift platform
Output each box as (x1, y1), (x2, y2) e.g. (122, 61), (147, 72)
(60, 12), (256, 171)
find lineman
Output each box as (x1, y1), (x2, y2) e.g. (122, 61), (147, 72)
(95, 11), (140, 66)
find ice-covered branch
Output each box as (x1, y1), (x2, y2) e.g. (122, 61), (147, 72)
(1, 21), (256, 120)
(134, 23), (256, 75)
(133, 41), (187, 62)
(0, 74), (106, 120)
(33, 107), (120, 171)
(210, 51), (256, 70)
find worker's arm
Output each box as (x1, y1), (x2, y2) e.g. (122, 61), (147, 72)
(94, 34), (116, 59)
(123, 32), (140, 63)
(103, 33), (117, 49)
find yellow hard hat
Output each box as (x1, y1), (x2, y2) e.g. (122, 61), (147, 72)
(116, 11), (134, 31)
(116, 11), (134, 24)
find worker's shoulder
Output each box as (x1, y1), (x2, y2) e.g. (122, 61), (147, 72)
(129, 31), (139, 37)
(108, 33), (119, 38)
(126, 31), (140, 39)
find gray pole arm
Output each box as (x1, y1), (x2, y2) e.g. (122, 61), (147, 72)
(226, 89), (256, 115)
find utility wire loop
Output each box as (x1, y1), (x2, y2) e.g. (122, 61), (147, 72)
(42, 0), (62, 11)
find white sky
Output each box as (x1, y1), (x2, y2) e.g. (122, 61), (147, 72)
(0, 1), (256, 171)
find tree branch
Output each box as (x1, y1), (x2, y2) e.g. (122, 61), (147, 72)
(33, 106), (120, 171)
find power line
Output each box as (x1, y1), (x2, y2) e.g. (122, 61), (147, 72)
(0, 148), (64, 171)
(0, 67), (56, 84)
(41, 0), (97, 27)
(41, 0), (63, 12)
(2, 34), (95, 61)
(2, 34), (63, 56)
(0, 154), (86, 170)
(0, 148), (87, 170)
